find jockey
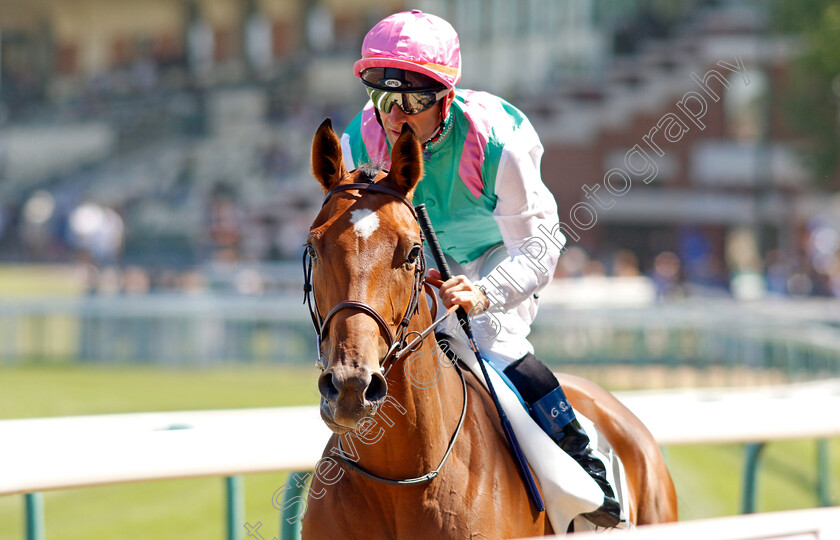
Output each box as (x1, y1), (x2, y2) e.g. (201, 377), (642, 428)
(340, 10), (622, 529)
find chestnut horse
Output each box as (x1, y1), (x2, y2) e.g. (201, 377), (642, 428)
(300, 119), (677, 539)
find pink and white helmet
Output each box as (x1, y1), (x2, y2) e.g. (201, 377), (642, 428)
(353, 10), (461, 91)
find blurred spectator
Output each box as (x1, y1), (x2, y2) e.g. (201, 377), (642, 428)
(583, 259), (607, 277)
(306, 3), (335, 53)
(179, 269), (207, 295)
(235, 268), (264, 295)
(187, 6), (215, 79)
(805, 217), (840, 297)
(123, 266), (151, 295)
(97, 266), (123, 295)
(20, 190), (57, 259)
(612, 249), (641, 277)
(678, 225), (728, 289)
(726, 228), (766, 299)
(649, 251), (684, 298)
(764, 249), (792, 295)
(207, 183), (242, 262)
(68, 202), (125, 266)
(556, 246), (590, 278)
(245, 3), (274, 72)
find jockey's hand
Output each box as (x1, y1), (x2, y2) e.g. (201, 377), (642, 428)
(428, 269), (488, 314)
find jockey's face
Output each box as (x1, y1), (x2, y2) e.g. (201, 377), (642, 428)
(381, 92), (453, 147)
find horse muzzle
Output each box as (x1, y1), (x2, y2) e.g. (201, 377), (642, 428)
(318, 364), (388, 433)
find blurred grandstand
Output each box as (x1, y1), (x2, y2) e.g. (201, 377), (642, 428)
(0, 0), (838, 301)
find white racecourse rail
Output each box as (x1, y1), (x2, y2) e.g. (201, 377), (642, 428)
(532, 506), (840, 539)
(0, 406), (332, 495)
(1, 379), (839, 495)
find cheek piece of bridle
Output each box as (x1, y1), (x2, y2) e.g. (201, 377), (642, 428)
(302, 178), (467, 486)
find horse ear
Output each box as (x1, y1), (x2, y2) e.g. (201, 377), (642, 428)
(312, 118), (349, 193)
(389, 124), (424, 198)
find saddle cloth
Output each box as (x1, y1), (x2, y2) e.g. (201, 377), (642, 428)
(441, 336), (632, 533)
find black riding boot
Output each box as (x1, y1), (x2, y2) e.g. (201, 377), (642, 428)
(504, 354), (621, 529)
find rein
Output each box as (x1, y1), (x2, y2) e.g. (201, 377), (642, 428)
(334, 362), (467, 486)
(303, 179), (468, 486)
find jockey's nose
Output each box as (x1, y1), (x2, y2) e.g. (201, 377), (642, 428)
(318, 364), (388, 406)
(387, 105), (409, 124)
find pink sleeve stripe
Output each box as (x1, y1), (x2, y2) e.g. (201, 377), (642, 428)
(361, 102), (391, 168)
(459, 91), (492, 198)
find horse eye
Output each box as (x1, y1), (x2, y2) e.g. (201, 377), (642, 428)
(406, 245), (422, 264)
(306, 244), (318, 260)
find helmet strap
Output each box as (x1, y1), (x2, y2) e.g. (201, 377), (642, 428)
(423, 93), (453, 150)
(441, 91), (453, 120)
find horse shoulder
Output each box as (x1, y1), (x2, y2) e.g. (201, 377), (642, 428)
(454, 371), (552, 537)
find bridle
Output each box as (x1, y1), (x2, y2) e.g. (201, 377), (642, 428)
(303, 181), (428, 375)
(302, 177), (467, 486)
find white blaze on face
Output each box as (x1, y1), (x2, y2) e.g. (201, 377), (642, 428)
(350, 209), (380, 240)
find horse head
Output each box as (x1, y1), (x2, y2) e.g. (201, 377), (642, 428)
(307, 118), (425, 434)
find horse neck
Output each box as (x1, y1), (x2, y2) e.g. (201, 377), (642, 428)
(354, 301), (463, 475)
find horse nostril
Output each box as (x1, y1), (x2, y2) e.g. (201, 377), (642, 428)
(318, 371), (340, 403)
(365, 372), (388, 403)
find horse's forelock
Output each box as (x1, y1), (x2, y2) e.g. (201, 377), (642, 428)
(355, 163), (385, 183)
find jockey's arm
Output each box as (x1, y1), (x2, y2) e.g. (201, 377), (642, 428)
(442, 136), (563, 315)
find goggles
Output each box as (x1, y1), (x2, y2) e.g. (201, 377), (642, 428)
(365, 86), (449, 116)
